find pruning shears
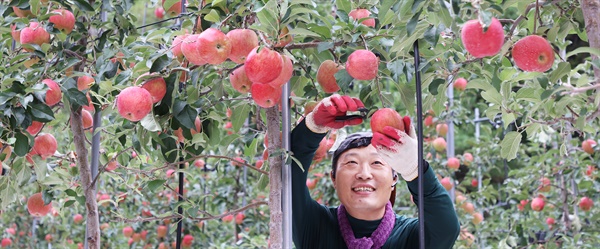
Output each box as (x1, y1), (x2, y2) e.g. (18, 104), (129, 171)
(335, 107), (370, 121)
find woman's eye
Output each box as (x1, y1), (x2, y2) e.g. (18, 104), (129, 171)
(373, 161), (384, 165)
(346, 160), (357, 165)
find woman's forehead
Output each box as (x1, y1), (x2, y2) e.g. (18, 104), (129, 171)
(339, 145), (381, 159)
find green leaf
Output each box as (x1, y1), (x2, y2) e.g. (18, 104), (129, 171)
(66, 89), (90, 109)
(287, 28), (322, 38)
(73, 0), (94, 11)
(65, 189), (78, 197)
(500, 131), (522, 161)
(317, 42), (334, 54)
(334, 69), (354, 90)
(549, 62), (571, 83)
(423, 25), (439, 47)
(173, 100), (198, 130)
(140, 114), (161, 132)
(14, 132), (30, 157)
(147, 179), (166, 191)
(64, 200), (76, 208)
(204, 9), (221, 23)
(407, 10), (422, 36)
(28, 102), (55, 122)
(335, 0), (351, 13)
(428, 79), (445, 95)
(232, 104), (251, 132)
(160, 135), (178, 163)
(150, 55), (170, 73)
(481, 89), (502, 105)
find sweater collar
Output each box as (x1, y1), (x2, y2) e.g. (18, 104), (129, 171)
(337, 202), (395, 249)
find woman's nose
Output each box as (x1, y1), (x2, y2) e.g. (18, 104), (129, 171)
(355, 164), (373, 180)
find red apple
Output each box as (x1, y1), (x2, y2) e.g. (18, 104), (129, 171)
(512, 35), (555, 72)
(453, 77), (467, 91)
(171, 34), (189, 60)
(531, 196), (545, 211)
(265, 55), (293, 87)
(440, 177), (453, 190)
(27, 192), (52, 217)
(471, 179), (478, 188)
(316, 60), (342, 93)
(32, 133), (57, 160)
(447, 157), (460, 170)
(196, 28), (231, 65)
(244, 46), (283, 83)
(472, 212), (483, 225)
(181, 34), (207, 66)
(226, 29), (259, 64)
(116, 86), (153, 122)
(345, 49), (378, 80)
(463, 152), (474, 166)
(546, 217), (555, 226)
(106, 160), (118, 171)
(370, 108), (404, 134)
(81, 109), (93, 129)
(222, 214), (234, 223)
(73, 213), (84, 224)
(194, 159), (205, 168)
(162, 0), (182, 16)
(579, 196), (593, 211)
(77, 75), (94, 91)
(251, 82), (282, 108)
(49, 9), (75, 34)
(11, 24), (21, 43)
(157, 225), (168, 238)
(235, 212), (245, 225)
(304, 101), (318, 116)
(20, 22), (50, 52)
(306, 178), (317, 190)
(255, 159), (264, 169)
(26, 121), (44, 135)
(12, 6), (34, 17)
(424, 115), (434, 127)
(138, 75), (167, 104)
(1, 238), (12, 247)
(461, 18), (504, 58)
(348, 8), (375, 27)
(432, 137), (447, 152)
(539, 177), (551, 192)
(122, 226), (134, 237)
(517, 199), (529, 211)
(230, 65), (253, 94)
(436, 123), (448, 136)
(42, 79), (62, 106)
(582, 139), (596, 154)
(155, 7), (165, 19)
(45, 234), (53, 242)
(182, 234), (194, 248)
(586, 165), (595, 177)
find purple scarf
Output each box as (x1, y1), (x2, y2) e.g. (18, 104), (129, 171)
(337, 202), (395, 249)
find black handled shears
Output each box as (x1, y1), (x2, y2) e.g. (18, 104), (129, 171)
(334, 107), (369, 121)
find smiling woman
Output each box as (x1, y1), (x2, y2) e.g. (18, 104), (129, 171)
(291, 94), (460, 249)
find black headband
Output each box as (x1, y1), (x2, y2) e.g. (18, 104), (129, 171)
(331, 132), (373, 177)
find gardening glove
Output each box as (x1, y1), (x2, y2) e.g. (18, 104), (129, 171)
(305, 94), (365, 134)
(372, 116), (419, 181)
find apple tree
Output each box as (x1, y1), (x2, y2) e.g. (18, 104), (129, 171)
(1, 0), (599, 248)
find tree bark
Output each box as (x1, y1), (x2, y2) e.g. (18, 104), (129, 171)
(581, 0), (600, 81)
(70, 108), (100, 249)
(266, 107), (282, 249)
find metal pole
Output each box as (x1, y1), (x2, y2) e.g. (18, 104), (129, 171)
(413, 41), (425, 249)
(175, 2), (187, 249)
(446, 76), (456, 202)
(281, 81), (292, 249)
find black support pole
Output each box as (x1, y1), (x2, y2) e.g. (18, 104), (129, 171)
(175, 1), (187, 249)
(413, 41), (425, 249)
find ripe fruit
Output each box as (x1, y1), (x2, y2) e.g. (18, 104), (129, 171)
(229, 65), (253, 94)
(0, 145), (11, 163)
(316, 60), (342, 93)
(116, 86), (153, 122)
(472, 212), (484, 225)
(73, 214), (84, 224)
(251, 82), (282, 108)
(244, 47), (283, 83)
(45, 234), (53, 242)
(181, 34), (207, 66)
(12, 6), (34, 17)
(77, 75), (94, 91)
(194, 159), (205, 168)
(42, 79), (62, 106)
(463, 152), (474, 166)
(226, 29), (259, 64)
(32, 133), (57, 160)
(304, 101), (318, 116)
(170, 34), (189, 60)
(49, 9), (75, 34)
(123, 226), (134, 237)
(106, 160), (118, 171)
(512, 35), (555, 72)
(586, 165), (595, 177)
(81, 109), (93, 129)
(436, 123), (448, 136)
(222, 214), (234, 223)
(539, 177), (551, 192)
(26, 121), (44, 135)
(157, 225), (168, 238)
(27, 192), (52, 217)
(11, 24), (21, 43)
(196, 28), (232, 65)
(447, 157), (460, 170)
(579, 196), (593, 211)
(471, 179), (478, 188)
(517, 199), (529, 211)
(582, 139), (596, 154)
(20, 22), (51, 51)
(264, 55), (293, 87)
(461, 18), (504, 58)
(453, 78), (467, 91)
(232, 157), (245, 167)
(345, 50), (379, 80)
(531, 196), (545, 211)
(255, 159), (264, 169)
(235, 212), (245, 225)
(370, 108), (404, 134)
(424, 115), (434, 127)
(348, 8), (375, 27)
(462, 202), (475, 214)
(432, 137), (447, 152)
(546, 217), (555, 226)
(182, 234), (194, 248)
(155, 7), (165, 19)
(138, 75), (167, 104)
(440, 177), (453, 190)
(1, 238), (12, 247)
(162, 0), (181, 16)
(306, 178), (317, 190)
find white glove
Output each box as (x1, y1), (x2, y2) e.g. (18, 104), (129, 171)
(372, 117), (419, 181)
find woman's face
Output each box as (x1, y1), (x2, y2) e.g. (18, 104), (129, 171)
(332, 144), (396, 220)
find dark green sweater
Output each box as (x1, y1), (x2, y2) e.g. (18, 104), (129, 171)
(291, 120), (460, 249)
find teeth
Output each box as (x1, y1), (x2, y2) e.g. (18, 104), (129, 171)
(353, 187), (374, 192)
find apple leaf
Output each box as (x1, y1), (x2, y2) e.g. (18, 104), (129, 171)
(172, 100), (198, 130)
(140, 113), (161, 132)
(150, 55), (170, 74)
(28, 102), (54, 122)
(204, 9), (221, 23)
(317, 42), (334, 53)
(159, 135), (178, 164)
(147, 179), (166, 192)
(13, 132), (29, 157)
(334, 69), (353, 91)
(73, 0), (94, 11)
(549, 62), (571, 83)
(232, 104), (251, 132)
(407, 10), (421, 36)
(500, 131), (521, 161)
(335, 0), (351, 13)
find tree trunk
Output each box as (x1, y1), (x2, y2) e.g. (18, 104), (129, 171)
(266, 107), (282, 249)
(70, 108), (100, 248)
(581, 0), (600, 81)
